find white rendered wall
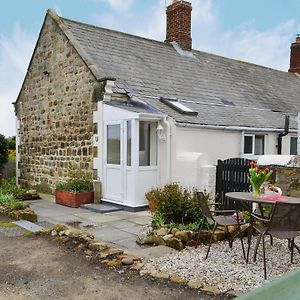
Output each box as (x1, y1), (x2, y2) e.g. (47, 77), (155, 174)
(174, 127), (241, 165)
(164, 125), (293, 194)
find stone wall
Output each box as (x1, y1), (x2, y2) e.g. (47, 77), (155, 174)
(272, 166), (300, 197)
(15, 15), (98, 191)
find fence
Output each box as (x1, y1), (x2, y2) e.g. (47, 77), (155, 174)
(216, 158), (251, 209)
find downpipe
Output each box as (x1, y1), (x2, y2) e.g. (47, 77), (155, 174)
(277, 115), (290, 154)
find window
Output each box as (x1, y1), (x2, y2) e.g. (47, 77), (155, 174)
(139, 121), (150, 166)
(107, 124), (120, 164)
(139, 121), (157, 166)
(160, 97), (198, 115)
(290, 137), (298, 155)
(127, 121), (131, 166)
(243, 134), (265, 155)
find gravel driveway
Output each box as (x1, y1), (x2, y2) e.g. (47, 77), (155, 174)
(0, 234), (229, 300)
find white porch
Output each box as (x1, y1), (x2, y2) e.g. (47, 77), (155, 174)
(94, 103), (162, 209)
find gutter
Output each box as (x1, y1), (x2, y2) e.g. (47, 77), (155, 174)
(175, 122), (297, 133)
(277, 115), (290, 154)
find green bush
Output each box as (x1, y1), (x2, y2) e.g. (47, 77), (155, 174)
(0, 177), (26, 197)
(0, 134), (8, 172)
(0, 193), (28, 211)
(56, 177), (93, 193)
(146, 183), (208, 228)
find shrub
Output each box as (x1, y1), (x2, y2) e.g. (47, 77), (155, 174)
(0, 193), (28, 211)
(0, 134), (8, 172)
(0, 177), (26, 197)
(56, 177), (93, 193)
(152, 211), (165, 228)
(6, 136), (16, 150)
(146, 183), (208, 227)
(8, 150), (16, 162)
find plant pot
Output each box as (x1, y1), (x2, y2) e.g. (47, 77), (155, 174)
(55, 190), (94, 208)
(148, 199), (157, 213)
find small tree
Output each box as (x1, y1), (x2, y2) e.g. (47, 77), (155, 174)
(6, 136), (16, 150)
(0, 134), (8, 172)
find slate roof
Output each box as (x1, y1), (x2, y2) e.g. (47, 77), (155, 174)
(59, 14), (300, 131)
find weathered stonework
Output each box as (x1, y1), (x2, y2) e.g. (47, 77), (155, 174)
(15, 14), (100, 191)
(272, 166), (300, 197)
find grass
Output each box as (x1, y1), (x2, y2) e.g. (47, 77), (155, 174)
(23, 230), (34, 237)
(0, 222), (16, 227)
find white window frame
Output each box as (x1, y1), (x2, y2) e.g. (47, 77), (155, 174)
(242, 133), (266, 157)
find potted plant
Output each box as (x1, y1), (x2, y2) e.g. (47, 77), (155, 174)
(55, 177), (94, 208)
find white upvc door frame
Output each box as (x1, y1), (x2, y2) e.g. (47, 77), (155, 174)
(103, 120), (125, 203)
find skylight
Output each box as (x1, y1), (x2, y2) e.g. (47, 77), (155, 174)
(160, 98), (198, 115)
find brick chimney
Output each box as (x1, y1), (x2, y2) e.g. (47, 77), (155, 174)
(165, 0), (192, 51)
(289, 34), (300, 73)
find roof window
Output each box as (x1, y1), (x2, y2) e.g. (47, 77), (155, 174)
(160, 97), (198, 115)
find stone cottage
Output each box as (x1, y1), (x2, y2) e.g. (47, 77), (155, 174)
(15, 1), (300, 209)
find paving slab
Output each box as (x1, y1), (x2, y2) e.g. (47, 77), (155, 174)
(128, 216), (152, 226)
(13, 221), (44, 232)
(120, 225), (142, 235)
(103, 219), (141, 229)
(111, 237), (148, 251)
(44, 214), (86, 224)
(80, 203), (123, 213)
(90, 227), (134, 242)
(128, 245), (178, 260)
(74, 212), (123, 223)
(28, 194), (174, 257)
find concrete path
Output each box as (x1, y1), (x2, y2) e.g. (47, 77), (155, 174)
(26, 194), (173, 258)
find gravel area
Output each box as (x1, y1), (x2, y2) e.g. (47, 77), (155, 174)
(142, 236), (300, 294)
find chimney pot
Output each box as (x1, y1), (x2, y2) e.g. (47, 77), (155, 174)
(289, 34), (300, 74)
(165, 0), (192, 51)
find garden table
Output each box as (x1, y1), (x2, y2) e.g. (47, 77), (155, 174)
(226, 192), (300, 252)
(226, 192), (300, 206)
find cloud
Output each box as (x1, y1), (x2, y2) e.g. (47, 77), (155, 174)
(140, 0), (299, 71)
(90, 0), (133, 12)
(134, 0), (217, 42)
(195, 19), (299, 71)
(107, 0), (133, 12)
(133, 0), (165, 40)
(52, 3), (62, 16)
(0, 23), (36, 136)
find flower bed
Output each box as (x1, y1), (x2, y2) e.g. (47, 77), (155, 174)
(0, 178), (38, 222)
(0, 194), (37, 222)
(142, 183), (250, 251)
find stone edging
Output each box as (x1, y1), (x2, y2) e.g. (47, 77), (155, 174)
(38, 224), (144, 269)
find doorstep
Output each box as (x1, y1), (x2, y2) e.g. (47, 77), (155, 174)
(80, 203), (124, 213)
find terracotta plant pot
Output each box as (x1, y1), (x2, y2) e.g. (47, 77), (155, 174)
(55, 190), (94, 208)
(148, 199), (157, 213)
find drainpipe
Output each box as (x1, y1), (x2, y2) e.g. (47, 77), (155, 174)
(277, 115), (290, 154)
(163, 116), (171, 182)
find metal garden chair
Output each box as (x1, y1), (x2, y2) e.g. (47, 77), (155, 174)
(246, 201), (300, 279)
(197, 192), (246, 260)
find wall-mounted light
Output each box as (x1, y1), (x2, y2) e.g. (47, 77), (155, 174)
(156, 123), (166, 141)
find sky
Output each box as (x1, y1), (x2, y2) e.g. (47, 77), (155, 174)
(1, 0), (300, 137)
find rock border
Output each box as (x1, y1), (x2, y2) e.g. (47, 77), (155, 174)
(37, 224), (144, 270)
(137, 224), (249, 251)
